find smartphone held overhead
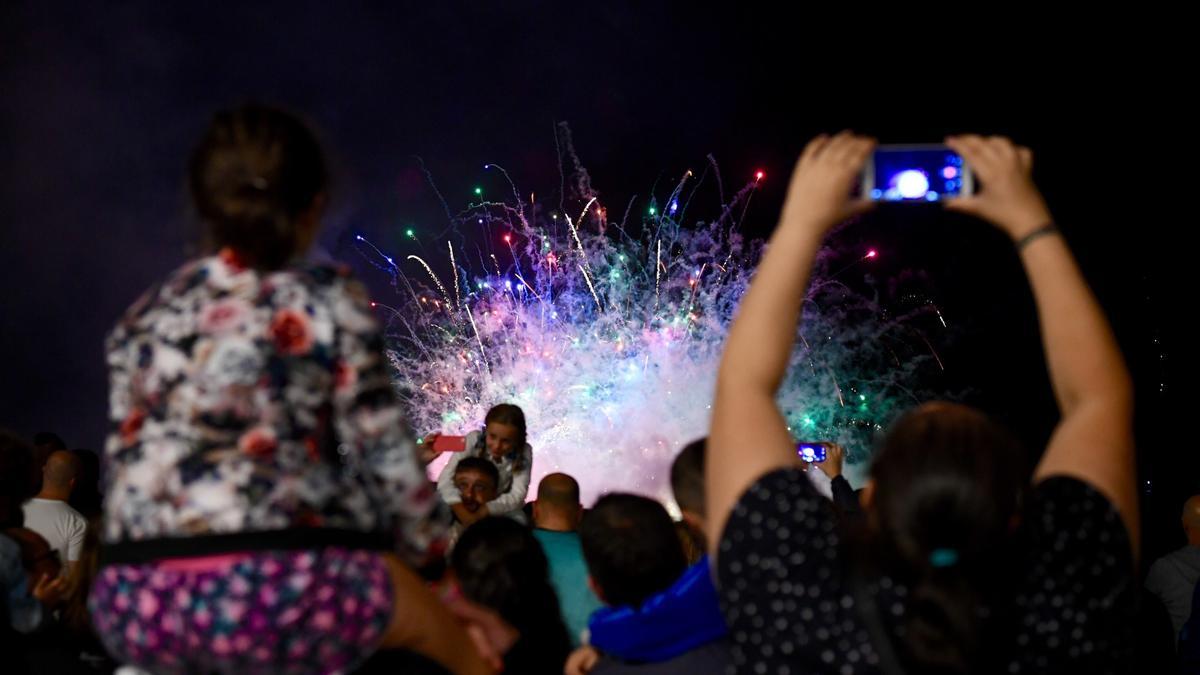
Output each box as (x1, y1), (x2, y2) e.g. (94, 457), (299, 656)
(861, 144), (974, 202)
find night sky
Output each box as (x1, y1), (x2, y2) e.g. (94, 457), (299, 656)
(0, 4), (1185, 559)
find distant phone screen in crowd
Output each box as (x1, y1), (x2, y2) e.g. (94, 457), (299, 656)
(861, 144), (974, 202)
(797, 443), (827, 463)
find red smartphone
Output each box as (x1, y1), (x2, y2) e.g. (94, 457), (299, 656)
(431, 435), (467, 454)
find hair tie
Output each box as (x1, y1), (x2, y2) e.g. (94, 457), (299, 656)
(929, 548), (959, 568)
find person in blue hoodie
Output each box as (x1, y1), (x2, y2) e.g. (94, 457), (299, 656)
(568, 493), (730, 674)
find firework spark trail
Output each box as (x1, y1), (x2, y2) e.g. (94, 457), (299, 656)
(579, 264), (604, 314)
(370, 133), (946, 506)
(406, 255), (452, 308)
(654, 239), (662, 311)
(448, 242), (461, 311)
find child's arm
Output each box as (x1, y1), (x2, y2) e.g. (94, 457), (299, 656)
(481, 444), (533, 517)
(435, 430), (480, 505)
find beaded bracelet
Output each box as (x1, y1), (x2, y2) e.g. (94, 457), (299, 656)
(1016, 223), (1060, 251)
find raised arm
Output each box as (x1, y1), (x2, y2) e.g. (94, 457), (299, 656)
(945, 135), (1137, 550)
(706, 132), (875, 555)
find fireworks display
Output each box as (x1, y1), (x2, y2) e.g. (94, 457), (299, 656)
(356, 127), (946, 508)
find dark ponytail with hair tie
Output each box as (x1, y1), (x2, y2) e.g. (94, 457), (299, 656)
(867, 402), (1027, 674)
(189, 105), (328, 270)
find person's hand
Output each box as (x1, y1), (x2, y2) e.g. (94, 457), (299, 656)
(781, 131), (876, 233)
(443, 595), (519, 672)
(564, 645), (600, 675)
(418, 439), (439, 466)
(944, 135), (1053, 241)
(31, 573), (68, 607)
(814, 442), (845, 479)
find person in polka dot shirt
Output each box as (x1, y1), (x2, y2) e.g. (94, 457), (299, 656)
(706, 133), (1137, 674)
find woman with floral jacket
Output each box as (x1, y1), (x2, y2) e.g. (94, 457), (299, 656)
(92, 105), (502, 675)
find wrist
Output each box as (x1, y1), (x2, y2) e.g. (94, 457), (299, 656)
(779, 203), (838, 237)
(1015, 223), (1060, 251)
(999, 203), (1053, 242)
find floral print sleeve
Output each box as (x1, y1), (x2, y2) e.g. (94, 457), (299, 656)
(102, 253), (445, 564)
(328, 275), (447, 564)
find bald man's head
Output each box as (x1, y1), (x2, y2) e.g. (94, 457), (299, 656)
(533, 473), (582, 530)
(42, 450), (80, 493)
(537, 473), (580, 507)
(1183, 496), (1200, 545)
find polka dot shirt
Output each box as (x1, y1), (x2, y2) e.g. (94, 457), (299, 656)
(717, 470), (1135, 674)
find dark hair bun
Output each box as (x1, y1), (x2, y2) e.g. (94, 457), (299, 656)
(189, 105), (327, 269)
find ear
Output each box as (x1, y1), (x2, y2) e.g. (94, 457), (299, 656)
(532, 502), (541, 522)
(574, 504), (584, 526)
(587, 575), (607, 604)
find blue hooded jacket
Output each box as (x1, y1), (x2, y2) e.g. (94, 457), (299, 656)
(588, 557), (728, 662)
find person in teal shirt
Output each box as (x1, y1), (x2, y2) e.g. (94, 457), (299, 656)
(531, 473), (603, 647)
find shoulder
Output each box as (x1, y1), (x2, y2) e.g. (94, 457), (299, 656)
(289, 263), (366, 299)
(107, 258), (208, 346)
(716, 467), (837, 579)
(1148, 547), (1199, 581)
(22, 499), (49, 517)
(64, 504), (87, 528)
(1024, 476), (1131, 552)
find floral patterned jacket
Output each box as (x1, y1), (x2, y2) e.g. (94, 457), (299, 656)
(103, 250), (445, 564)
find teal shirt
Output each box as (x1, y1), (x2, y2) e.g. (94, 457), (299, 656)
(533, 528), (604, 646)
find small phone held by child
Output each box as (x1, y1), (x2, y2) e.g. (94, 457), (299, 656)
(429, 435), (467, 454)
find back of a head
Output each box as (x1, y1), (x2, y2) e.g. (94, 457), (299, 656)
(670, 438), (707, 517)
(43, 450), (81, 491)
(451, 517), (571, 670)
(189, 105), (328, 270)
(536, 473), (580, 510)
(868, 402), (1026, 673)
(579, 493), (688, 608)
(1179, 496), (1200, 546)
(30, 431), (66, 494)
(68, 448), (103, 517)
(452, 517), (553, 617)
(1, 430), (36, 528)
(33, 432), (67, 451)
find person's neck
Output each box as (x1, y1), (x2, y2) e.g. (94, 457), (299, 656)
(35, 488), (69, 502)
(535, 513), (576, 532)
